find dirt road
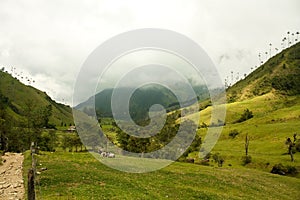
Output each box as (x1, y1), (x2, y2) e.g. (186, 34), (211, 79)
(0, 153), (24, 200)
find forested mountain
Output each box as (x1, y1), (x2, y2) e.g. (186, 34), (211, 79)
(76, 84), (209, 122)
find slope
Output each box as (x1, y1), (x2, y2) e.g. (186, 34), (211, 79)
(0, 70), (73, 127)
(184, 42), (300, 173)
(226, 42), (300, 102)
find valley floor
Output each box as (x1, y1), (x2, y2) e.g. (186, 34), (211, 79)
(23, 151), (300, 200)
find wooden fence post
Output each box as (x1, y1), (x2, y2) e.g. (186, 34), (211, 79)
(28, 141), (36, 200)
(28, 168), (35, 200)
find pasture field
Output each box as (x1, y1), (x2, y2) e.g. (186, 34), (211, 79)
(21, 93), (300, 199)
(187, 93), (300, 171)
(23, 151), (300, 200)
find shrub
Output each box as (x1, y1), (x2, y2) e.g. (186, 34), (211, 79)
(271, 163), (298, 176)
(229, 129), (239, 138)
(236, 109), (253, 123)
(212, 153), (225, 167)
(241, 155), (252, 165)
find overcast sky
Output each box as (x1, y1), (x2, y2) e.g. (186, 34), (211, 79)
(0, 0), (299, 106)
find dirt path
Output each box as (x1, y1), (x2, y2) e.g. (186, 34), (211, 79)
(0, 153), (24, 200)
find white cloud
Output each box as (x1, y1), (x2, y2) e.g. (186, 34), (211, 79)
(0, 0), (299, 105)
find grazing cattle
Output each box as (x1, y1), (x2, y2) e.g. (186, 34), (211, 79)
(107, 152), (115, 158)
(101, 152), (107, 157)
(100, 151), (115, 158)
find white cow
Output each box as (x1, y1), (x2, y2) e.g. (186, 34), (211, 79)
(100, 151), (115, 158)
(107, 152), (115, 158)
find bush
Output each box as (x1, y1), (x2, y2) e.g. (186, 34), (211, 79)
(212, 153), (225, 167)
(229, 129), (239, 138)
(271, 163), (298, 176)
(241, 155), (252, 165)
(236, 109), (253, 123)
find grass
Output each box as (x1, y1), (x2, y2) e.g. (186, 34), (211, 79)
(183, 92), (300, 170)
(23, 151), (300, 200)
(0, 70), (73, 127)
(19, 91), (300, 199)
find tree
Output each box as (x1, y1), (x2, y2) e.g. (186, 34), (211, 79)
(61, 134), (72, 151)
(285, 137), (294, 162)
(245, 133), (249, 156)
(0, 92), (12, 152)
(241, 133), (252, 165)
(48, 130), (57, 151)
(72, 133), (83, 152)
(287, 31), (290, 47)
(0, 109), (10, 152)
(258, 53), (262, 65)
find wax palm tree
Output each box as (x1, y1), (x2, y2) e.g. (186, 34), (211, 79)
(287, 31), (290, 47)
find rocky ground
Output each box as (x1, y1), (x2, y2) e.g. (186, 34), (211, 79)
(0, 153), (24, 200)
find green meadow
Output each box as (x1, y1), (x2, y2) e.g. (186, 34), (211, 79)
(22, 92), (300, 199)
(23, 151), (300, 200)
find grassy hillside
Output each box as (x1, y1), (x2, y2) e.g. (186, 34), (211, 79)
(227, 42), (300, 102)
(24, 151), (300, 200)
(183, 43), (300, 173)
(0, 70), (73, 127)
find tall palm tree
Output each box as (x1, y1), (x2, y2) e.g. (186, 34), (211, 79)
(296, 32), (299, 42)
(287, 31), (290, 47)
(275, 48), (279, 60)
(269, 43), (272, 57)
(265, 52), (268, 60)
(282, 37), (287, 49)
